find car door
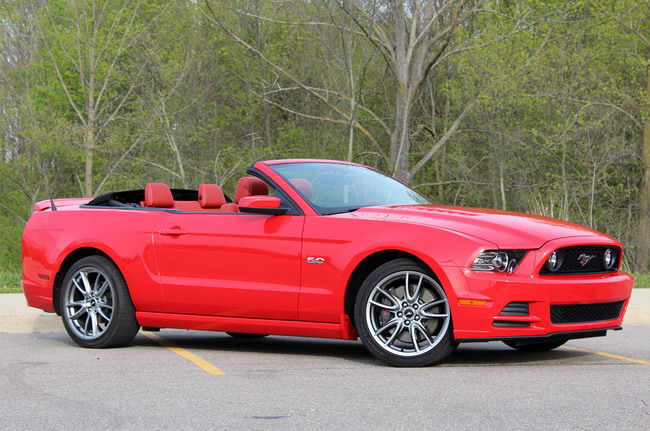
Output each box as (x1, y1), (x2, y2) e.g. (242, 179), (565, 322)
(152, 211), (304, 320)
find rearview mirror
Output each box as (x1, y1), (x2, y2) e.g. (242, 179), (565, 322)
(238, 196), (289, 215)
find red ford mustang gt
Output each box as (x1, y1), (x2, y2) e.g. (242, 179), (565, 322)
(22, 159), (634, 366)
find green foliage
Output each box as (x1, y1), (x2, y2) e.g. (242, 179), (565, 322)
(0, 219), (22, 272)
(633, 274), (650, 289)
(0, 271), (21, 291)
(0, 0), (648, 273)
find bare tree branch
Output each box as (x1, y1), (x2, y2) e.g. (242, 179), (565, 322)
(202, 0), (390, 165)
(251, 88), (389, 161)
(590, 0), (650, 48)
(410, 97), (478, 178)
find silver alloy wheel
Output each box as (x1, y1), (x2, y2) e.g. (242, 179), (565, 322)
(63, 266), (115, 340)
(365, 270), (450, 357)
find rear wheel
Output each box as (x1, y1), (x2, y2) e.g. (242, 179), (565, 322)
(354, 258), (456, 367)
(503, 339), (567, 352)
(60, 256), (140, 348)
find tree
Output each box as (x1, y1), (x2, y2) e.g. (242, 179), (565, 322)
(586, 0), (650, 271)
(0, 0), (647, 274)
(32, 0), (173, 196)
(340, 0), (488, 182)
(204, 0), (495, 182)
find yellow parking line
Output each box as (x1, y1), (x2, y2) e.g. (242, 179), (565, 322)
(142, 332), (225, 375)
(561, 345), (650, 365)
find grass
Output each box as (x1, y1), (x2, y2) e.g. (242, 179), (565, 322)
(633, 273), (650, 289)
(0, 271), (22, 293)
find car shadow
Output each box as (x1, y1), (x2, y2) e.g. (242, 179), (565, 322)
(130, 330), (590, 367)
(135, 331), (377, 364)
(444, 343), (588, 366)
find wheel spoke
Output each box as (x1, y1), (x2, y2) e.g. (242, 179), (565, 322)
(369, 298), (398, 311)
(374, 317), (401, 337)
(90, 310), (99, 336)
(408, 325), (420, 353)
(97, 307), (111, 322)
(384, 322), (404, 347)
(83, 312), (92, 336)
(69, 305), (88, 320)
(97, 301), (113, 311)
(80, 271), (93, 296)
(419, 298), (448, 319)
(375, 287), (400, 310)
(72, 278), (86, 296)
(404, 272), (410, 299)
(93, 274), (101, 294)
(96, 279), (110, 297)
(420, 311), (449, 319)
(412, 321), (433, 346)
(406, 272), (423, 303)
(421, 298), (447, 309)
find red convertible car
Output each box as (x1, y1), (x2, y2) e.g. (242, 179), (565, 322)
(22, 159), (634, 366)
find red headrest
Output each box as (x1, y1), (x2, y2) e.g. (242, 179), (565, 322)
(234, 177), (268, 203)
(289, 179), (313, 199)
(144, 183), (174, 208)
(198, 184), (226, 208)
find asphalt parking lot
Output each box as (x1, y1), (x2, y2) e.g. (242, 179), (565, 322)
(1, 292), (649, 431)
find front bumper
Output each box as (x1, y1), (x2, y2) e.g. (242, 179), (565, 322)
(444, 247), (634, 342)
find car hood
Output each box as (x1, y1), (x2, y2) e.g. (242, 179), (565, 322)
(345, 205), (610, 249)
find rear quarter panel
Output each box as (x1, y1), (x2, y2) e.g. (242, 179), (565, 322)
(22, 207), (167, 313)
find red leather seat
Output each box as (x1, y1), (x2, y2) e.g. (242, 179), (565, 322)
(198, 184), (226, 212)
(223, 177), (269, 212)
(234, 177), (269, 202)
(220, 203), (239, 212)
(173, 201), (202, 212)
(144, 183), (174, 208)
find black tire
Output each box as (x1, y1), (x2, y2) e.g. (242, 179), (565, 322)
(59, 256), (140, 348)
(503, 339), (568, 352)
(225, 332), (269, 339)
(354, 258), (457, 367)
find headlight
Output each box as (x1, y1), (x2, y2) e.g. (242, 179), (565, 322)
(471, 250), (528, 273)
(545, 250), (564, 272)
(603, 248), (617, 270)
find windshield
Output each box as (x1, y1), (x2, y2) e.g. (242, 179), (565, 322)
(270, 162), (432, 215)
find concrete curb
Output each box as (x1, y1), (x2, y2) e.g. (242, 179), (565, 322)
(623, 288), (650, 325)
(0, 294), (61, 333)
(1, 291), (649, 333)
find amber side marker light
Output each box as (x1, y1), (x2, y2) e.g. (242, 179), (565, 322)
(458, 299), (487, 306)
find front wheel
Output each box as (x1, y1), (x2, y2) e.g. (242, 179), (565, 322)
(354, 258), (457, 367)
(60, 256), (140, 348)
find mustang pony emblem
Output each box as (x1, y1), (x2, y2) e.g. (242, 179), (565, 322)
(578, 253), (596, 267)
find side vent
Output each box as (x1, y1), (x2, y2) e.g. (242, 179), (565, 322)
(499, 302), (529, 316)
(493, 321), (530, 328)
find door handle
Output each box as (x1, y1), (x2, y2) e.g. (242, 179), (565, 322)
(158, 228), (186, 236)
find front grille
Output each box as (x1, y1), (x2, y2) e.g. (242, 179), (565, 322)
(550, 301), (624, 324)
(540, 246), (620, 275)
